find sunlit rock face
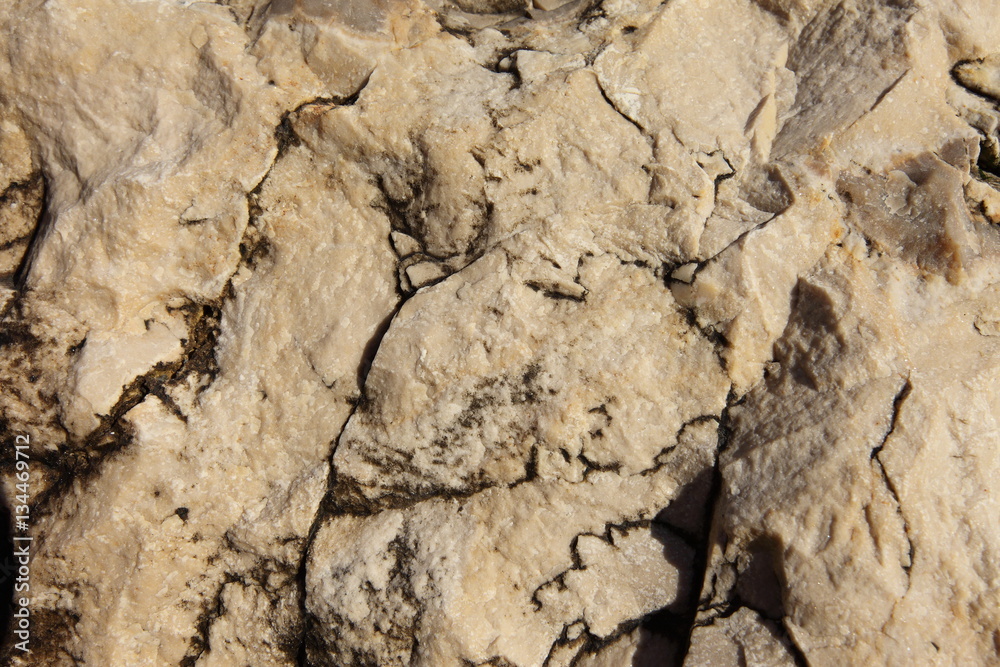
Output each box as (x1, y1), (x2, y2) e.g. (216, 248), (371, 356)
(1, 0), (999, 665)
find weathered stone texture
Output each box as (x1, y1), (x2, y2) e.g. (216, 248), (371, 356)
(1, 0), (999, 665)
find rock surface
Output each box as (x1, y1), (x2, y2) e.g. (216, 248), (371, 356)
(0, 0), (999, 665)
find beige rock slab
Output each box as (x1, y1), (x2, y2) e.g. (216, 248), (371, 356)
(0, 0), (999, 666)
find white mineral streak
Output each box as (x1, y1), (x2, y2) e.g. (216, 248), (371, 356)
(0, 0), (998, 665)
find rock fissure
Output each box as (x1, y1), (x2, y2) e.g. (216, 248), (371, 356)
(10, 171), (49, 295)
(870, 378), (915, 577)
(592, 71), (651, 145)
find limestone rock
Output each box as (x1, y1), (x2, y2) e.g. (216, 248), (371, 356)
(0, 0), (999, 666)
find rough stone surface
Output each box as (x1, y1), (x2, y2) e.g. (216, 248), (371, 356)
(0, 0), (999, 665)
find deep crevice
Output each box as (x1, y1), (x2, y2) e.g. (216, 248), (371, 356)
(11, 171), (49, 296)
(952, 59), (1000, 103)
(294, 287), (412, 664)
(670, 389), (739, 664)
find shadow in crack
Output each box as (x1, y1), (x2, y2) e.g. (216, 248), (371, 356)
(356, 305), (400, 389)
(732, 537), (786, 622)
(630, 623), (683, 667)
(632, 467), (718, 666)
(654, 467), (715, 539)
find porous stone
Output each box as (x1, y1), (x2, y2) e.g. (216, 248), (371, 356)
(1, 0), (999, 665)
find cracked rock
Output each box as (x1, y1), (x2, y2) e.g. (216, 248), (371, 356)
(2, 0), (1000, 666)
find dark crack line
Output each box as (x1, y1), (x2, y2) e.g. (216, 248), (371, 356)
(870, 378), (912, 462)
(0, 173), (45, 270)
(179, 576), (229, 667)
(844, 69), (910, 134)
(524, 280), (587, 303)
(11, 172), (49, 297)
(524, 254), (592, 303)
(669, 210), (782, 288)
(710, 151), (736, 203)
(294, 292), (410, 665)
(243, 91), (360, 232)
(680, 307), (730, 369)
(330, 452), (539, 519)
(541, 623), (587, 666)
(0, 231), (40, 255)
(201, 534), (307, 663)
(642, 414), (721, 479)
(871, 378), (914, 578)
(294, 389), (366, 667)
(592, 71), (652, 146)
(870, 70), (909, 114)
(284, 71), (374, 125)
(325, 358), (553, 517)
(28, 301), (223, 526)
(468, 655), (520, 667)
(184, 551), (304, 664)
(530, 515), (669, 612)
